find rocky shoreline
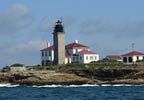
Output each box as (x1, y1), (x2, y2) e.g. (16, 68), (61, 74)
(1, 69), (144, 85)
(0, 71), (93, 85)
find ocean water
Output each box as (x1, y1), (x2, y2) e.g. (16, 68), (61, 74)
(0, 84), (144, 100)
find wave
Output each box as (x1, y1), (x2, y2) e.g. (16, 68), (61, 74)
(0, 84), (144, 88)
(112, 84), (133, 86)
(65, 84), (99, 87)
(32, 85), (62, 88)
(32, 84), (99, 88)
(0, 83), (20, 87)
(101, 84), (112, 86)
(100, 84), (131, 87)
(101, 84), (144, 87)
(32, 84), (144, 88)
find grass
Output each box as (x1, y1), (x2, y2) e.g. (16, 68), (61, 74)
(28, 60), (144, 74)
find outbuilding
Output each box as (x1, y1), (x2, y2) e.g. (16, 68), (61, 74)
(105, 55), (122, 62)
(121, 51), (144, 63)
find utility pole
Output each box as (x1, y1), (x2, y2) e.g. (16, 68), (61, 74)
(132, 43), (135, 51)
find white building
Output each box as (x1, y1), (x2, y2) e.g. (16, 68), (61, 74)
(121, 51), (144, 63)
(41, 40), (99, 65)
(72, 50), (99, 63)
(41, 45), (54, 65)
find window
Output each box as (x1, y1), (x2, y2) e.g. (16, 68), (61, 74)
(45, 51), (47, 56)
(49, 51), (51, 56)
(42, 51), (44, 56)
(90, 56), (93, 60)
(66, 50), (69, 54)
(95, 56), (97, 60)
(137, 56), (139, 60)
(123, 57), (127, 63)
(46, 60), (51, 65)
(128, 57), (133, 62)
(76, 56), (79, 61)
(76, 49), (78, 53)
(73, 57), (75, 61)
(86, 56), (88, 60)
(68, 58), (70, 63)
(41, 60), (44, 65)
(46, 60), (48, 65)
(80, 56), (82, 61)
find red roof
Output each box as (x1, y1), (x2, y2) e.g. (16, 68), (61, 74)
(40, 46), (54, 51)
(122, 51), (144, 56)
(41, 42), (89, 51)
(106, 55), (121, 60)
(78, 50), (96, 54)
(66, 43), (88, 49)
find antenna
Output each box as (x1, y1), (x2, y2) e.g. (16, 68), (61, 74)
(60, 17), (64, 27)
(47, 42), (48, 48)
(60, 17), (63, 22)
(131, 43), (135, 51)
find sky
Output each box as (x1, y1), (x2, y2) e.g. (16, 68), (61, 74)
(1, 0), (144, 67)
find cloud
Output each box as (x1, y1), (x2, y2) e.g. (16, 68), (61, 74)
(38, 17), (54, 33)
(114, 21), (144, 38)
(79, 19), (106, 34)
(8, 40), (47, 52)
(0, 40), (47, 66)
(79, 19), (144, 38)
(0, 4), (33, 35)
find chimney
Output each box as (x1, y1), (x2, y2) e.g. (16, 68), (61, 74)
(74, 40), (78, 43)
(47, 42), (51, 47)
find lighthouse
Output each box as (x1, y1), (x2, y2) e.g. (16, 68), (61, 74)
(53, 20), (65, 65)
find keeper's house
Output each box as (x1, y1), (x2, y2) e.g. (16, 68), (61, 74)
(121, 51), (144, 63)
(41, 40), (99, 65)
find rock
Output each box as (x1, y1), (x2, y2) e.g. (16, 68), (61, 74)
(0, 73), (15, 83)
(0, 67), (144, 85)
(11, 70), (93, 85)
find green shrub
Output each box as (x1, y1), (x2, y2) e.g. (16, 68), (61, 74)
(10, 63), (24, 67)
(136, 60), (144, 62)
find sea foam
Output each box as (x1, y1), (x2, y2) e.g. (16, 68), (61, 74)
(32, 84), (144, 88)
(0, 83), (19, 87)
(32, 84), (99, 88)
(0, 84), (143, 88)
